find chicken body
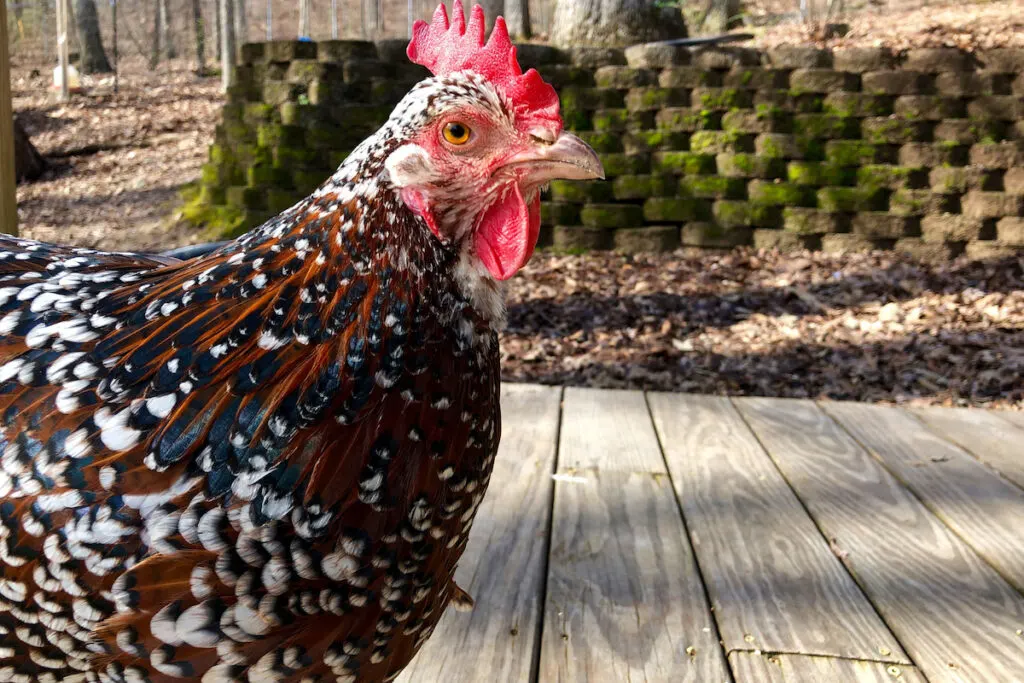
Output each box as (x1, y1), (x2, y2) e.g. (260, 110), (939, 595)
(0, 4), (602, 680)
(0, 89), (503, 682)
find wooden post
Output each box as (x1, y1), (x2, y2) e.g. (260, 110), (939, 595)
(1, 0), (18, 235)
(56, 0), (69, 101)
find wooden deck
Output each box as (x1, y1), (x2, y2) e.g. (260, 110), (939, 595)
(397, 385), (1024, 683)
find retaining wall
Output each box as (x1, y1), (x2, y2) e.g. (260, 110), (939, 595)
(184, 40), (1024, 258)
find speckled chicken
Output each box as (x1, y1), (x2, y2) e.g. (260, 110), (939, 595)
(0, 4), (602, 681)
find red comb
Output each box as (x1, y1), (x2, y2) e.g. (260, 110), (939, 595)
(407, 2), (561, 129)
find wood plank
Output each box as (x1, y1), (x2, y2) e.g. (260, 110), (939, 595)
(396, 384), (561, 683)
(913, 405), (1024, 490)
(996, 410), (1024, 431)
(648, 393), (906, 662)
(539, 388), (730, 683)
(729, 652), (926, 683)
(0, 0), (18, 236)
(735, 397), (1024, 683)
(825, 401), (1024, 593)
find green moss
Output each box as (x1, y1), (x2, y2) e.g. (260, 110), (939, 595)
(817, 186), (885, 212)
(593, 109), (629, 131)
(611, 174), (675, 199)
(581, 204), (645, 228)
(653, 152), (716, 175)
(550, 179), (614, 203)
(856, 165), (922, 189)
(578, 131), (623, 153)
(540, 202), (582, 225)
(793, 114), (857, 140)
(712, 200), (780, 228)
(601, 154), (651, 176)
(825, 140), (878, 166)
(273, 145), (320, 169)
(257, 124), (306, 148)
(696, 88), (749, 110)
(748, 181), (815, 207)
(247, 164), (292, 188)
(643, 197), (702, 222)
(689, 130), (749, 154)
(679, 175), (746, 198)
(787, 162), (855, 186)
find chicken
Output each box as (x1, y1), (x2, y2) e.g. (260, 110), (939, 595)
(0, 3), (603, 682)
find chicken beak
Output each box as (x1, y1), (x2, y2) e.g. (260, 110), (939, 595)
(505, 131), (606, 185)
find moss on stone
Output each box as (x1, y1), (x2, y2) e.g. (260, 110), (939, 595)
(643, 197), (702, 222)
(787, 162), (855, 186)
(602, 154), (652, 176)
(679, 175), (746, 198)
(717, 153), (786, 179)
(817, 186), (885, 212)
(593, 109), (630, 131)
(712, 200), (781, 228)
(793, 113), (857, 140)
(856, 164), (923, 190)
(695, 87), (750, 110)
(550, 179), (615, 203)
(748, 180), (815, 207)
(653, 151), (716, 175)
(825, 140), (879, 166)
(612, 174), (675, 199)
(581, 204), (645, 228)
(578, 132), (624, 153)
(655, 107), (720, 131)
(540, 202), (582, 225)
(689, 130), (751, 154)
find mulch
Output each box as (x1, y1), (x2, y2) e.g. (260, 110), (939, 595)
(503, 249), (1024, 410)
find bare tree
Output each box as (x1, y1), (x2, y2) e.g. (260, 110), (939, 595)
(213, 0), (222, 61)
(235, 0), (247, 45)
(298, 0), (311, 37)
(193, 0), (207, 74)
(686, 0), (742, 35)
(13, 119), (48, 183)
(220, 0), (235, 91)
(477, 0), (502, 33)
(74, 0), (113, 73)
(149, 0), (161, 67)
(550, 0), (686, 47)
(362, 0), (381, 39)
(504, 0), (530, 39)
(160, 0), (177, 58)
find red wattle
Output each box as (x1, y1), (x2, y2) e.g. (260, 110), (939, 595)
(475, 186), (540, 281)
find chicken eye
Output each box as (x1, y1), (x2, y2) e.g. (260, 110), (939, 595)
(442, 122), (471, 145)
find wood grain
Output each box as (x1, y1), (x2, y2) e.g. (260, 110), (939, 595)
(996, 410), (1024, 431)
(729, 652), (926, 683)
(913, 405), (1024, 490)
(825, 401), (1024, 593)
(0, 0), (17, 236)
(648, 393), (905, 662)
(396, 384), (561, 683)
(735, 397), (1024, 683)
(539, 388), (730, 683)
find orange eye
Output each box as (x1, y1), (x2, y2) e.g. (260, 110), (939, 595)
(442, 122), (471, 145)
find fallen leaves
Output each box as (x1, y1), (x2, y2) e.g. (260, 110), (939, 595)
(502, 249), (1024, 410)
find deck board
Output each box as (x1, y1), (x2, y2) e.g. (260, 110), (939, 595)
(396, 385), (561, 683)
(647, 393), (906, 662)
(913, 405), (1024, 490)
(728, 653), (927, 683)
(734, 397), (1024, 683)
(824, 401), (1024, 593)
(538, 388), (730, 683)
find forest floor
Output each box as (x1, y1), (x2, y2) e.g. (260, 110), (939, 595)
(9, 2), (1024, 409)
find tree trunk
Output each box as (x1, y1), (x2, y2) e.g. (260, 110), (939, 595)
(550, 0), (686, 47)
(504, 0), (530, 39)
(687, 0), (742, 35)
(13, 119), (48, 183)
(362, 0), (380, 40)
(477, 0), (502, 34)
(298, 0), (310, 38)
(74, 0), (112, 73)
(193, 0), (207, 74)
(160, 0), (177, 59)
(149, 0), (161, 68)
(213, 0), (222, 60)
(234, 0), (247, 46)
(219, 0), (235, 91)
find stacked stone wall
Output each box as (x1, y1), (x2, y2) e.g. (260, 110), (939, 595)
(186, 40), (1024, 257)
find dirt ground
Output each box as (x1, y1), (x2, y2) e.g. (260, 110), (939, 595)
(9, 1), (1024, 409)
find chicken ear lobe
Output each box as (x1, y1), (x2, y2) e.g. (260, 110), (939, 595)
(474, 183), (541, 281)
